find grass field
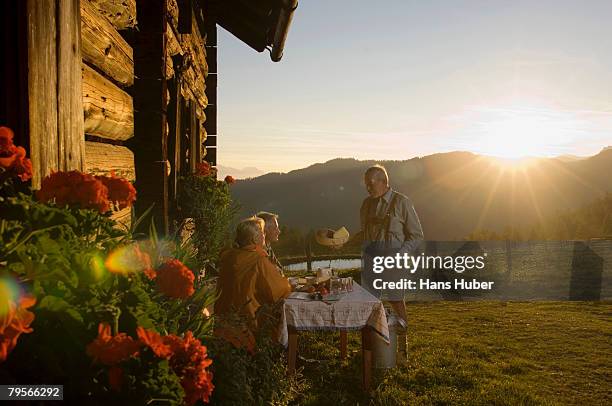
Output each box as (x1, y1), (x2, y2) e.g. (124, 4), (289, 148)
(290, 301), (611, 405)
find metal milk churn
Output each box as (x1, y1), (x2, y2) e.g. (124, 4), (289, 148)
(372, 309), (406, 368)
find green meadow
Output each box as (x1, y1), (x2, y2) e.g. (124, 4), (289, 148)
(291, 301), (611, 405)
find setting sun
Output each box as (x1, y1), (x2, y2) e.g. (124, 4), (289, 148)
(464, 105), (582, 159)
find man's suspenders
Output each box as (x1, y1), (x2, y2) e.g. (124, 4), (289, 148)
(369, 191), (399, 243)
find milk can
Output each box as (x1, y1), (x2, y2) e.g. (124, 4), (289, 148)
(372, 310), (406, 369)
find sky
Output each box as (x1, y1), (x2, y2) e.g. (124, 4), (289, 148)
(217, 0), (612, 175)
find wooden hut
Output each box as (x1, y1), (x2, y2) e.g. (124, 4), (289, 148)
(0, 0), (297, 233)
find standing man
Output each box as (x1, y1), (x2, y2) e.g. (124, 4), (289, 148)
(256, 211), (284, 275)
(360, 164), (424, 361)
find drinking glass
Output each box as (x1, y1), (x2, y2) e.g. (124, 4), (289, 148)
(330, 276), (340, 295)
(338, 278), (346, 293)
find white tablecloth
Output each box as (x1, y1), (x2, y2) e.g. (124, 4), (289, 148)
(279, 282), (390, 346)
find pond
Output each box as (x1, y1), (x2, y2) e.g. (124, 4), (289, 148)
(284, 258), (362, 272)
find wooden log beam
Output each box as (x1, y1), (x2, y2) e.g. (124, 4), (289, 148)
(167, 78), (181, 204)
(27, 0), (86, 187)
(82, 63), (134, 141)
(84, 141), (135, 181)
(132, 0), (169, 234)
(81, 0), (134, 87)
(200, 124), (207, 142)
(167, 0), (179, 29)
(166, 21), (183, 56)
(165, 55), (174, 79)
(58, 0), (86, 172)
(27, 0), (58, 188)
(178, 19), (207, 79)
(190, 13), (208, 76)
(189, 100), (197, 172)
(88, 0), (136, 30)
(182, 65), (207, 109)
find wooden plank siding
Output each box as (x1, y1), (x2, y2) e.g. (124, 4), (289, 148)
(82, 63), (134, 141)
(81, 0), (134, 87)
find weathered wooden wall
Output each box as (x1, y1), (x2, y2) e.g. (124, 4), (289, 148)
(165, 0), (212, 230)
(80, 0), (136, 225)
(77, 0), (210, 230)
(166, 0), (208, 116)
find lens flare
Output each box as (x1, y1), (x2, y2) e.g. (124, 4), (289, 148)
(105, 244), (152, 276)
(0, 277), (22, 318)
(90, 254), (108, 280)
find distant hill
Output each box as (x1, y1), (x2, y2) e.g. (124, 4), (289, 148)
(554, 154), (585, 162)
(217, 165), (265, 180)
(230, 149), (612, 240)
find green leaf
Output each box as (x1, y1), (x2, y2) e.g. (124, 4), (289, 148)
(38, 295), (85, 324)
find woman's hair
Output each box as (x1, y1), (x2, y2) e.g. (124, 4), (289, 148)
(255, 211), (278, 224)
(234, 216), (265, 248)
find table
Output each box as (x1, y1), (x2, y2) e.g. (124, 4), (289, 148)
(279, 282), (390, 390)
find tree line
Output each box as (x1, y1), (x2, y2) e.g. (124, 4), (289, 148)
(465, 193), (612, 241)
(273, 193), (612, 258)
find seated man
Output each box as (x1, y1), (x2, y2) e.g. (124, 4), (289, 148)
(256, 211), (284, 275)
(215, 216), (291, 345)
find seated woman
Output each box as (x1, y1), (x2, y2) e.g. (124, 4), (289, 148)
(214, 216), (291, 348)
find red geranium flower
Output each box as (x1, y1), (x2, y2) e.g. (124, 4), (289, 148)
(195, 161), (212, 177)
(86, 323), (140, 366)
(96, 174), (136, 210)
(155, 259), (195, 299)
(224, 175), (235, 184)
(164, 332), (214, 405)
(0, 127), (14, 154)
(136, 327), (173, 359)
(0, 288), (36, 363)
(37, 171), (111, 212)
(10, 149), (33, 181)
(0, 127), (32, 182)
(143, 267), (157, 280)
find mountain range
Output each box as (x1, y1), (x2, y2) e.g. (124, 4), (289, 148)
(229, 148), (612, 240)
(217, 165), (265, 180)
